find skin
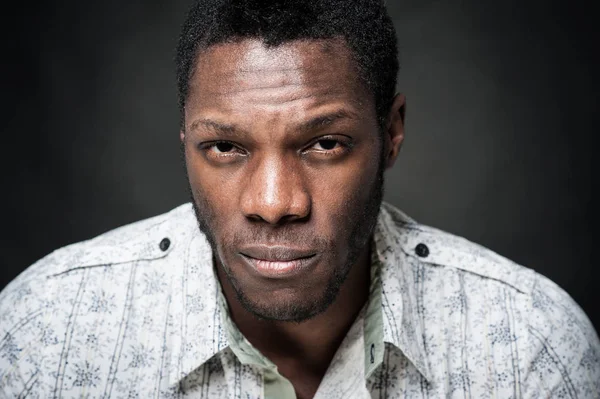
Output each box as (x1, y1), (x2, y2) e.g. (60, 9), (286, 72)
(181, 38), (405, 399)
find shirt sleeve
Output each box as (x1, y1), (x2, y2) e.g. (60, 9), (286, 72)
(521, 273), (600, 398)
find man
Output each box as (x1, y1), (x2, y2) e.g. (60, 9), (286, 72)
(1, 0), (598, 397)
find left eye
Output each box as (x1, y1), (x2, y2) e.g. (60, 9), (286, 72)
(312, 139), (340, 151)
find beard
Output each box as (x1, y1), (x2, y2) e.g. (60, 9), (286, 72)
(184, 144), (385, 322)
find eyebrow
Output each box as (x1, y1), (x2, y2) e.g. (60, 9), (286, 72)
(188, 119), (247, 138)
(296, 109), (359, 133)
(188, 109), (360, 138)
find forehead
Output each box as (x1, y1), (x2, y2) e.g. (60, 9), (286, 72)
(186, 38), (372, 116)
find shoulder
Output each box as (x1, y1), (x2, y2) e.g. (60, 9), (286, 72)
(1, 203), (198, 314)
(382, 202), (596, 322)
(0, 203), (198, 394)
(522, 272), (600, 395)
(380, 202), (537, 294)
(0, 203), (198, 323)
(3, 203), (195, 289)
(380, 202), (600, 393)
(0, 201), (196, 302)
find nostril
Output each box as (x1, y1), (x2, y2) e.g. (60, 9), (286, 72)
(240, 165), (311, 224)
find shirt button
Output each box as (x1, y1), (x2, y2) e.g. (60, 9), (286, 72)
(159, 238), (171, 251)
(415, 243), (429, 258)
(370, 343), (375, 364)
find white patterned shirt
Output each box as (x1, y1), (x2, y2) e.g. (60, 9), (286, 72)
(1, 202), (599, 398)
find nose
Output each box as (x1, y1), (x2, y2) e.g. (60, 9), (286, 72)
(240, 154), (311, 225)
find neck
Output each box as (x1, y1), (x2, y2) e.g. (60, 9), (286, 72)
(217, 242), (372, 376)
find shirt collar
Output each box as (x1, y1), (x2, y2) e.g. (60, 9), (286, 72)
(168, 202), (432, 386)
(373, 202), (433, 382)
(164, 212), (230, 386)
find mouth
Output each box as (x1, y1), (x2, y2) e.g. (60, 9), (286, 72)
(239, 245), (318, 278)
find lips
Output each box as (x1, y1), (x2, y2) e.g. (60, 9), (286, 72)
(240, 245), (315, 262)
(239, 245), (317, 278)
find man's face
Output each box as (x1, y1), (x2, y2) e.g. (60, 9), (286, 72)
(182, 38), (385, 322)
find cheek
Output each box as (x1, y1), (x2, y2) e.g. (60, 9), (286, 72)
(185, 153), (208, 202)
(186, 149), (237, 208)
(321, 140), (380, 198)
(308, 145), (381, 224)
(186, 159), (232, 245)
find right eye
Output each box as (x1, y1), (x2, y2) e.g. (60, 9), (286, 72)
(212, 142), (236, 153)
(199, 141), (247, 162)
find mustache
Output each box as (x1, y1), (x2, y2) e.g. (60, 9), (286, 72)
(229, 226), (330, 251)
(189, 186), (332, 253)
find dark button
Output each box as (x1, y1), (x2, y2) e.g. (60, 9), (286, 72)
(370, 343), (375, 364)
(415, 243), (429, 258)
(159, 238), (171, 251)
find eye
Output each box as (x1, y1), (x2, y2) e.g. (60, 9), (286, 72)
(212, 142), (236, 153)
(313, 139), (340, 151)
(304, 136), (352, 157)
(199, 140), (247, 161)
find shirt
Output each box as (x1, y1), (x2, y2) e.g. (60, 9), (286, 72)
(1, 202), (599, 398)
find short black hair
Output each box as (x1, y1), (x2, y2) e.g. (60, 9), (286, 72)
(175, 0), (398, 129)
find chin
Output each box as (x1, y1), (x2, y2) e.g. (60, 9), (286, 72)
(232, 279), (335, 322)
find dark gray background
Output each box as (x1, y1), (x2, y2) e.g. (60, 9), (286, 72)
(1, 1), (597, 329)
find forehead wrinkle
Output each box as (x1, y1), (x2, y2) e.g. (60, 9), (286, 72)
(214, 82), (306, 97)
(188, 38), (374, 129)
(199, 42), (355, 96)
(209, 71), (354, 103)
(237, 66), (308, 73)
(213, 69), (308, 96)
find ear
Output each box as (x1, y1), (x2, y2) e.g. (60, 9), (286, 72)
(384, 93), (406, 170)
(180, 130), (185, 143)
